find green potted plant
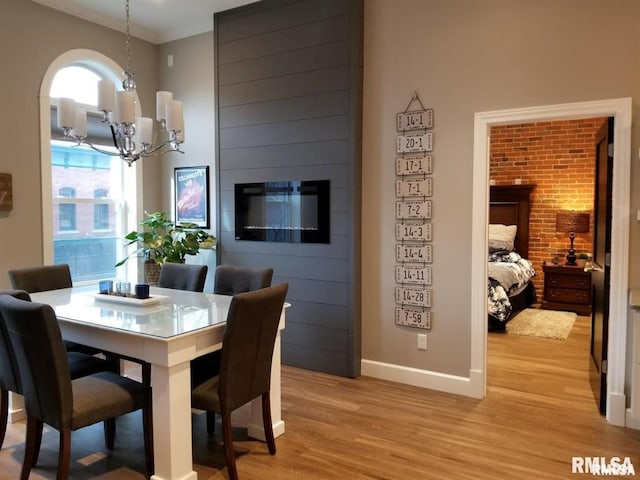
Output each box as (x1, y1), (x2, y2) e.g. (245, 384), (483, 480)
(115, 211), (216, 284)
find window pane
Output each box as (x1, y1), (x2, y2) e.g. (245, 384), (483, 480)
(51, 141), (123, 282)
(50, 66), (100, 105)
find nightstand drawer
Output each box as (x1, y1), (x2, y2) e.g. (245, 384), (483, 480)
(546, 273), (590, 289)
(546, 287), (590, 305)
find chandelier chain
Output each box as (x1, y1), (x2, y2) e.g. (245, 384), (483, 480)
(125, 0), (132, 77)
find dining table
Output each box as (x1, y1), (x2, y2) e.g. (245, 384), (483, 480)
(30, 284), (288, 480)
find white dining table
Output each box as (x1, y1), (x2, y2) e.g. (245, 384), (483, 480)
(30, 284), (287, 480)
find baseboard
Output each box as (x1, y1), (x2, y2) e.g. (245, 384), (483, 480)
(608, 391), (626, 426)
(625, 408), (640, 430)
(361, 359), (484, 398)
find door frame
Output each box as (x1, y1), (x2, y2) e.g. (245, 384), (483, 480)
(470, 98), (631, 426)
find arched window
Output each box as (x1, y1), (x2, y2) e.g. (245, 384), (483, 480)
(41, 50), (140, 283)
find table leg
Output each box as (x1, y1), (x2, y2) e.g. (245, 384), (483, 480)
(150, 361), (198, 480)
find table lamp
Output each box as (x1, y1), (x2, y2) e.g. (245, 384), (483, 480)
(555, 210), (590, 266)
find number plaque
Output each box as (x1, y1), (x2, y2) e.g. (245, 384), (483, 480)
(396, 244), (432, 263)
(396, 178), (433, 197)
(395, 306), (431, 329)
(397, 109), (433, 131)
(395, 264), (432, 285)
(396, 132), (433, 153)
(395, 286), (432, 308)
(395, 222), (432, 242)
(396, 200), (432, 220)
(396, 155), (433, 176)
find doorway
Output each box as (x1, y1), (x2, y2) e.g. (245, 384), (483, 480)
(470, 98), (631, 426)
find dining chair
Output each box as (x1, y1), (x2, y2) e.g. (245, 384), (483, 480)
(8, 264), (100, 356)
(158, 262), (208, 292)
(0, 289), (118, 453)
(191, 282), (288, 480)
(192, 265), (274, 433)
(213, 265), (273, 296)
(0, 294), (154, 479)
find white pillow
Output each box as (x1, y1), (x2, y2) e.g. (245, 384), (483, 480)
(488, 224), (517, 252)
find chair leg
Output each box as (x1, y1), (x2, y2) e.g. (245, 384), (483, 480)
(221, 413), (238, 480)
(0, 388), (7, 450)
(58, 428), (72, 480)
(206, 411), (216, 434)
(33, 419), (43, 466)
(21, 417), (41, 480)
(141, 362), (152, 386)
(104, 418), (116, 450)
(142, 404), (154, 476)
(261, 392), (276, 455)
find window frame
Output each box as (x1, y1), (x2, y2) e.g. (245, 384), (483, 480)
(40, 49), (142, 284)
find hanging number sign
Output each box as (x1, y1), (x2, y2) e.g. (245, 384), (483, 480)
(396, 131), (433, 154)
(395, 221), (431, 241)
(395, 285), (432, 308)
(395, 307), (431, 329)
(396, 178), (432, 197)
(395, 264), (432, 285)
(397, 109), (434, 131)
(396, 155), (433, 176)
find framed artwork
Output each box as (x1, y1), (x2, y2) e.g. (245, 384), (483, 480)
(174, 166), (210, 228)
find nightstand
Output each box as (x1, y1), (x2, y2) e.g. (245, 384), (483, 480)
(541, 263), (592, 316)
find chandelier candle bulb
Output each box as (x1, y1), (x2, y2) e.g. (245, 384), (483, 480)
(136, 116), (153, 145)
(166, 100), (183, 132)
(71, 110), (87, 138)
(116, 91), (136, 124)
(156, 91), (173, 121)
(97, 80), (115, 112)
(57, 98), (76, 129)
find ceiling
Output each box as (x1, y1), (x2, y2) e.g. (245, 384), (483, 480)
(32, 0), (260, 44)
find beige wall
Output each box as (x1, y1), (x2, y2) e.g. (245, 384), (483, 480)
(362, 0), (640, 377)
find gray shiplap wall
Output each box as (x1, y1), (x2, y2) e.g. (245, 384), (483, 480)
(215, 0), (363, 377)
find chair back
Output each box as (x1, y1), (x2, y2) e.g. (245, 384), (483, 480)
(158, 263), (208, 292)
(0, 295), (73, 431)
(214, 265), (273, 295)
(0, 290), (31, 394)
(8, 264), (72, 293)
(219, 283), (288, 413)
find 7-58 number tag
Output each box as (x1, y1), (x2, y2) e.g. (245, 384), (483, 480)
(395, 306), (431, 329)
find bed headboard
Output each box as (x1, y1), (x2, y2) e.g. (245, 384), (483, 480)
(489, 184), (535, 258)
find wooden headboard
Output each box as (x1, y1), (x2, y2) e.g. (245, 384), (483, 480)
(489, 184), (535, 258)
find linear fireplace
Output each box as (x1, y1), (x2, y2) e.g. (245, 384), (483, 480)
(235, 180), (330, 243)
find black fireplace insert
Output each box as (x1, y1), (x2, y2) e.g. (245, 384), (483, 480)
(235, 180), (330, 243)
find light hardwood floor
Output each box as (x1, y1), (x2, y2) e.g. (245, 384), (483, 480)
(1, 314), (639, 479)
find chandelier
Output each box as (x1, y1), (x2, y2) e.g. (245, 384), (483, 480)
(56, 0), (184, 166)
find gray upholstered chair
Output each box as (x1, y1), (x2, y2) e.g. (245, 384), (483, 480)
(0, 289), (117, 452)
(191, 283), (288, 480)
(213, 265), (273, 296)
(0, 295), (154, 479)
(158, 262), (208, 292)
(192, 264), (274, 433)
(8, 264), (100, 356)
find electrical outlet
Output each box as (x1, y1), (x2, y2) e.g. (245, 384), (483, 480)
(417, 333), (427, 350)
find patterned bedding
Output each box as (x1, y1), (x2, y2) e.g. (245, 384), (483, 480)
(487, 251), (536, 322)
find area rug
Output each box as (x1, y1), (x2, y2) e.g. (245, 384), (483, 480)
(506, 308), (577, 340)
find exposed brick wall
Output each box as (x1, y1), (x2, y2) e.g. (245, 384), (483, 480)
(489, 118), (606, 295)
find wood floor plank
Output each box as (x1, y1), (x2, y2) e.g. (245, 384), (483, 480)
(1, 314), (639, 478)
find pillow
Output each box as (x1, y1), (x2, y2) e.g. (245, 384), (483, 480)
(488, 224), (517, 253)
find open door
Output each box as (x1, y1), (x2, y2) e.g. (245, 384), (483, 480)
(589, 117), (613, 414)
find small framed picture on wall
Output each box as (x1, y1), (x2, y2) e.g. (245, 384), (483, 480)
(174, 166), (210, 228)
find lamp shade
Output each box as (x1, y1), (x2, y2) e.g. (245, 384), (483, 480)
(555, 211), (590, 234)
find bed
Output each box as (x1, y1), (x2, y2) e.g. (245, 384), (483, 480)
(488, 185), (537, 331)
